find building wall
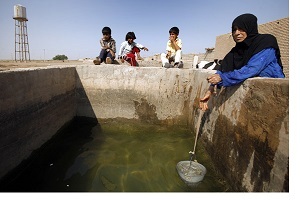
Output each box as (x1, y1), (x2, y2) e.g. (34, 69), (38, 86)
(214, 17), (289, 77)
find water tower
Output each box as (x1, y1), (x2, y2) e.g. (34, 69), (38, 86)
(13, 4), (30, 62)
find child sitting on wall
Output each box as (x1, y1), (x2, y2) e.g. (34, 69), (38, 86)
(118, 32), (148, 66)
(93, 26), (116, 65)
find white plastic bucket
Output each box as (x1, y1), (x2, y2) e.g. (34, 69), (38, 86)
(176, 161), (206, 183)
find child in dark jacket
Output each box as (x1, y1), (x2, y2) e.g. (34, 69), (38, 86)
(94, 26), (116, 65)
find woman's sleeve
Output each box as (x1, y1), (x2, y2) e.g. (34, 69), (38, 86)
(217, 48), (276, 87)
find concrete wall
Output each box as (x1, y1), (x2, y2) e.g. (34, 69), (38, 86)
(201, 78), (289, 192)
(0, 67), (76, 179)
(75, 65), (211, 125)
(0, 65), (288, 192)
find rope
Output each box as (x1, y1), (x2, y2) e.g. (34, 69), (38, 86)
(189, 109), (202, 160)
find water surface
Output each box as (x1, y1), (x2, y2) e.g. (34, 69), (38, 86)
(0, 118), (231, 192)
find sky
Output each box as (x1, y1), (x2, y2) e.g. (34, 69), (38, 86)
(0, 0), (291, 61)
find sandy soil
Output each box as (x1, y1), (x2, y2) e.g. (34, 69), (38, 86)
(0, 60), (86, 71)
(0, 56), (193, 71)
(0, 59), (164, 70)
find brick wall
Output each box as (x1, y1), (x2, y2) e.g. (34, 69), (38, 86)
(214, 17), (289, 78)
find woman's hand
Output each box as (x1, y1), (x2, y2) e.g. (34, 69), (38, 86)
(207, 74), (222, 85)
(199, 90), (212, 111)
(199, 85), (215, 111)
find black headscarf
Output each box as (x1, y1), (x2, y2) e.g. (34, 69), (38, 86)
(219, 13), (283, 72)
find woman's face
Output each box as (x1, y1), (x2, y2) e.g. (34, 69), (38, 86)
(232, 26), (247, 43)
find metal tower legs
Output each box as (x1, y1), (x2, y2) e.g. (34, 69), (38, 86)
(15, 20), (30, 62)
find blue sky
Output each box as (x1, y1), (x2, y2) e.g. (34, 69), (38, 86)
(0, 0), (291, 60)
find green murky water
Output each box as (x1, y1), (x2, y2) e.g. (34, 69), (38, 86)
(0, 118), (231, 192)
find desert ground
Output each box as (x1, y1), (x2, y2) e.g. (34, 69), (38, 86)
(0, 54), (199, 71)
(0, 60), (88, 71)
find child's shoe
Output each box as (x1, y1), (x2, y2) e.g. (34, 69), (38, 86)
(93, 57), (101, 65)
(106, 57), (112, 64)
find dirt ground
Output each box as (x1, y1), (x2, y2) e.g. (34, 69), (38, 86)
(0, 56), (193, 71)
(0, 60), (86, 71)
(0, 59), (165, 71)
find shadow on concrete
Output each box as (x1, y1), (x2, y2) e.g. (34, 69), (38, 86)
(74, 70), (97, 119)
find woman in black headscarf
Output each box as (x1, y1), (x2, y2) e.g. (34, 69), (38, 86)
(199, 13), (285, 111)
